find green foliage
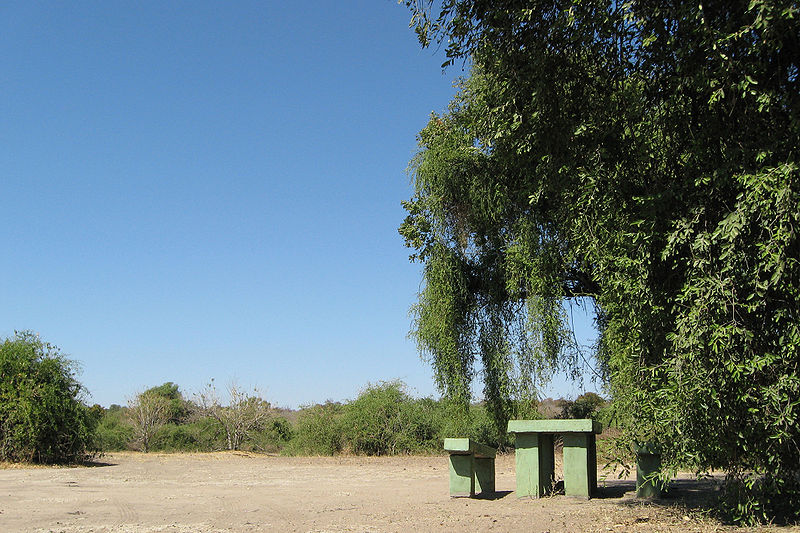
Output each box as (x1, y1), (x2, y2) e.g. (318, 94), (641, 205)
(143, 382), (191, 424)
(559, 392), (607, 420)
(243, 417), (293, 453)
(127, 389), (171, 453)
(285, 382), (504, 455)
(441, 402), (515, 450)
(93, 379), (519, 457)
(339, 381), (441, 455)
(0, 331), (97, 463)
(196, 381), (273, 451)
(95, 405), (133, 451)
(150, 418), (224, 452)
(284, 401), (345, 456)
(402, 0), (800, 523)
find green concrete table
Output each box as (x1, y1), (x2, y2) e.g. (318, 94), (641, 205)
(635, 442), (663, 499)
(507, 419), (602, 499)
(443, 438), (496, 497)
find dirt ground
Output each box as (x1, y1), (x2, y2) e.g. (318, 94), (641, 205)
(1, 452), (797, 533)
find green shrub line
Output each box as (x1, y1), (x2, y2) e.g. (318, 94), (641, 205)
(90, 380), (612, 457)
(0, 333), (613, 461)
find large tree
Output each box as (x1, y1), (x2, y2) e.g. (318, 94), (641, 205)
(400, 0), (799, 522)
(0, 331), (98, 463)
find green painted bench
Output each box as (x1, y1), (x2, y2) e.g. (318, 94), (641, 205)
(443, 438), (496, 497)
(507, 419), (602, 499)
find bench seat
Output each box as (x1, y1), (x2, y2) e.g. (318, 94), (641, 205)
(443, 438), (496, 497)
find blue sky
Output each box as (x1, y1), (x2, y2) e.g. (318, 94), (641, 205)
(1, 1), (600, 408)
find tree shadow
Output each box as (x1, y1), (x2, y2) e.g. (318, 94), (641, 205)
(595, 479), (635, 499)
(603, 475), (724, 517)
(622, 477), (721, 511)
(81, 459), (118, 468)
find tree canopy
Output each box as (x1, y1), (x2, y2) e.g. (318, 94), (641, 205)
(0, 331), (98, 463)
(400, 0), (799, 522)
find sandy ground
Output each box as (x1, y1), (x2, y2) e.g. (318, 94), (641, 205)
(1, 452), (797, 533)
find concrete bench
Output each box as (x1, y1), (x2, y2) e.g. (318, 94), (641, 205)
(444, 438), (496, 497)
(507, 419), (602, 499)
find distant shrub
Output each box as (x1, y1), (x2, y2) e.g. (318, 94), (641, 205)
(395, 396), (446, 453)
(151, 418), (225, 452)
(467, 404), (509, 449)
(0, 332), (98, 463)
(339, 381), (446, 455)
(195, 381), (273, 451)
(242, 417), (293, 453)
(560, 392), (607, 420)
(284, 401), (344, 456)
(341, 381), (407, 455)
(95, 405), (133, 451)
(438, 401), (513, 450)
(143, 382), (192, 424)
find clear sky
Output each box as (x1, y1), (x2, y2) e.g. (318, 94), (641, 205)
(1, 1), (600, 408)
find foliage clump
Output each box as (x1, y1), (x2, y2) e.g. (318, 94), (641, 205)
(0, 331), (98, 463)
(284, 401), (345, 456)
(340, 381), (444, 455)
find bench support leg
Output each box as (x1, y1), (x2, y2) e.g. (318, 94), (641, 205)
(514, 433), (555, 497)
(474, 456), (495, 494)
(448, 454), (475, 497)
(563, 432), (597, 499)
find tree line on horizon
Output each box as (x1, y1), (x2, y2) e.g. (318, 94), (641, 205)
(1, 331), (610, 460)
(98, 381), (608, 456)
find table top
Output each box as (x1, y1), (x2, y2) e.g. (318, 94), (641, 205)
(507, 419), (602, 434)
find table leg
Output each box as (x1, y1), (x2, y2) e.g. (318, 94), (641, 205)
(563, 432), (597, 499)
(514, 432), (555, 497)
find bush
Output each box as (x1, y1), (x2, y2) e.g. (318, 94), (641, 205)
(242, 417), (293, 453)
(95, 405), (133, 451)
(0, 331), (98, 463)
(394, 397), (446, 453)
(143, 382), (192, 424)
(150, 418), (225, 452)
(341, 382), (449, 455)
(284, 401), (344, 456)
(341, 381), (411, 455)
(560, 392), (607, 420)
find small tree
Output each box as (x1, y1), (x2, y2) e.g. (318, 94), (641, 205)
(0, 331), (98, 463)
(557, 392), (607, 420)
(143, 382), (191, 424)
(127, 390), (170, 453)
(196, 380), (272, 451)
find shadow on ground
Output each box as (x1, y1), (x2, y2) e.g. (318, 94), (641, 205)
(82, 459), (118, 468)
(475, 490), (513, 500)
(603, 475), (723, 515)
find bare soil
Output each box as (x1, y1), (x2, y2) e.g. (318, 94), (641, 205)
(1, 452), (796, 532)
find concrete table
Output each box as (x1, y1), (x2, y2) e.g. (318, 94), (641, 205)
(507, 419), (602, 499)
(443, 438), (496, 497)
(635, 442), (663, 499)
